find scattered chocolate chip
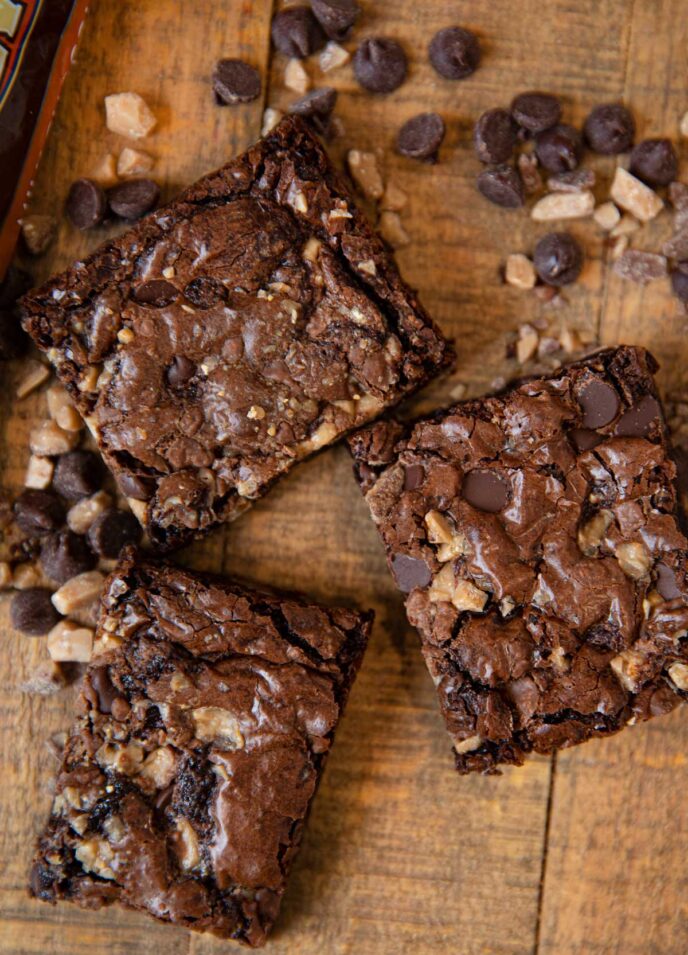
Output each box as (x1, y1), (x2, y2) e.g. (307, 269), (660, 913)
(396, 112), (445, 162)
(391, 554), (432, 592)
(473, 108), (517, 164)
(90, 665), (120, 714)
(65, 178), (107, 230)
(614, 394), (661, 437)
(569, 427), (604, 451)
(533, 232), (583, 286)
(429, 26), (480, 80)
(584, 103), (635, 154)
(52, 451), (105, 502)
(117, 472), (156, 501)
(670, 262), (688, 303)
(10, 588), (61, 636)
(40, 530), (96, 585)
(14, 489), (65, 536)
(535, 124), (583, 173)
(166, 355), (197, 389)
(477, 165), (525, 209)
(577, 379), (620, 428)
(289, 87), (337, 134)
(87, 509), (142, 558)
(510, 92), (561, 134)
(212, 59), (261, 105)
(133, 280), (178, 307)
(183, 276), (227, 309)
(353, 37), (407, 93)
(271, 6), (326, 58)
(107, 179), (160, 220)
(462, 470), (510, 512)
(656, 562), (681, 600)
(629, 138), (678, 187)
(310, 0), (359, 40)
(404, 463), (424, 490)
(613, 250), (667, 284)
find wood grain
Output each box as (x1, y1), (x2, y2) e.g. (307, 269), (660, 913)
(1, 0), (688, 953)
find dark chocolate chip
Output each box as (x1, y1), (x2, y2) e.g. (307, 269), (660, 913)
(533, 232), (583, 286)
(353, 37), (407, 93)
(671, 262), (688, 303)
(462, 470), (510, 512)
(271, 6), (326, 58)
(391, 554), (432, 593)
(40, 530), (96, 585)
(87, 509), (142, 558)
(569, 427), (604, 451)
(584, 103), (635, 154)
(535, 124), (583, 173)
(66, 178), (107, 230)
(577, 379), (620, 428)
(473, 108), (517, 164)
(107, 179), (160, 220)
(183, 276), (227, 309)
(117, 472), (156, 501)
(10, 588), (61, 636)
(404, 463), (424, 491)
(166, 355), (197, 389)
(90, 665), (119, 714)
(212, 59), (261, 105)
(629, 138), (678, 187)
(133, 280), (178, 307)
(396, 112), (445, 162)
(429, 26), (480, 80)
(14, 489), (65, 536)
(310, 0), (359, 40)
(477, 165), (525, 208)
(289, 87), (337, 134)
(656, 562), (681, 600)
(614, 394), (661, 437)
(510, 92), (561, 133)
(52, 451), (104, 502)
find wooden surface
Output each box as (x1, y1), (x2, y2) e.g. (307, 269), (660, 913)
(1, 1), (688, 953)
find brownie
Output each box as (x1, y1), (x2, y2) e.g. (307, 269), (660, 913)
(21, 117), (453, 551)
(30, 549), (372, 945)
(349, 346), (688, 774)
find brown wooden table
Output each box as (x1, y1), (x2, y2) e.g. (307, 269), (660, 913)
(1, 2), (688, 952)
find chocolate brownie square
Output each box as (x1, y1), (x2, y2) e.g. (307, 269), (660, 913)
(349, 346), (688, 774)
(21, 117), (453, 550)
(30, 549), (372, 945)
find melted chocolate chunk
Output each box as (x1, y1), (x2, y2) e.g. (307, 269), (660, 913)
(615, 394), (660, 437)
(133, 280), (178, 307)
(656, 562), (681, 600)
(577, 378), (620, 428)
(391, 554), (432, 592)
(404, 463), (424, 490)
(462, 470), (509, 512)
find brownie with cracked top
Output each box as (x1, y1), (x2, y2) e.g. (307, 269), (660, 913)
(29, 548), (372, 945)
(21, 117), (453, 551)
(348, 346), (688, 773)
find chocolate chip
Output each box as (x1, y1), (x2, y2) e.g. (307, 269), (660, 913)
(353, 37), (407, 93)
(53, 451), (105, 502)
(404, 463), (424, 490)
(289, 87), (337, 135)
(577, 379), (620, 428)
(533, 232), (583, 286)
(133, 280), (178, 307)
(40, 530), (96, 585)
(397, 112), (445, 162)
(569, 427), (604, 451)
(614, 394), (661, 437)
(510, 92), (561, 134)
(10, 588), (61, 636)
(462, 470), (510, 512)
(107, 179), (160, 220)
(477, 165), (525, 208)
(535, 124), (583, 173)
(473, 108), (517, 164)
(117, 472), (156, 501)
(429, 26), (480, 80)
(670, 262), (688, 303)
(90, 665), (119, 714)
(183, 276), (226, 309)
(14, 489), (65, 536)
(212, 59), (261, 105)
(391, 554), (432, 593)
(656, 562), (681, 600)
(271, 6), (326, 58)
(310, 0), (359, 40)
(66, 178), (107, 230)
(166, 355), (196, 389)
(584, 103), (635, 154)
(629, 138), (678, 187)
(87, 509), (142, 558)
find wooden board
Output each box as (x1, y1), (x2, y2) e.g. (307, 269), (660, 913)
(1, 1), (687, 953)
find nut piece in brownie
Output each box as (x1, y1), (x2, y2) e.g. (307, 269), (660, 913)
(30, 549), (372, 945)
(21, 117), (453, 551)
(349, 346), (688, 773)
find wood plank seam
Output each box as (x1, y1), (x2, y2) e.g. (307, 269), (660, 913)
(533, 752), (558, 955)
